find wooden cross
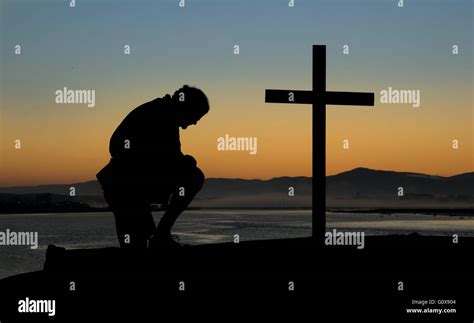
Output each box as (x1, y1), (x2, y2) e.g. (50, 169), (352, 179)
(265, 45), (375, 246)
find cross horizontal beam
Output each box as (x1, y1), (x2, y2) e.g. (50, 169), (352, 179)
(265, 90), (375, 106)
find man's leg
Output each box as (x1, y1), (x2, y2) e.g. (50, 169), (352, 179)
(154, 166), (205, 238)
(104, 188), (155, 249)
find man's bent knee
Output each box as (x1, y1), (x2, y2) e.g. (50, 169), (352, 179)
(181, 167), (204, 194)
(193, 167), (205, 188)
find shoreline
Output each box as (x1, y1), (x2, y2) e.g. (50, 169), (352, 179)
(0, 207), (472, 216)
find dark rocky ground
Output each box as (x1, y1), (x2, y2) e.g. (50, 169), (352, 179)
(1, 234), (473, 321)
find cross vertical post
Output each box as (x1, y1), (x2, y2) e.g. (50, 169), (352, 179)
(313, 45), (326, 246)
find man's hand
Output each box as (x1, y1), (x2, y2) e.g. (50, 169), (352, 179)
(182, 154), (197, 168)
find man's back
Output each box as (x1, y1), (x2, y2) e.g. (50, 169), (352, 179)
(109, 96), (183, 167)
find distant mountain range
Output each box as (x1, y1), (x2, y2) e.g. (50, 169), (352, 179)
(0, 168), (472, 212)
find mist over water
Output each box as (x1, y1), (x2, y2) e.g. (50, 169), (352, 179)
(1, 210), (474, 279)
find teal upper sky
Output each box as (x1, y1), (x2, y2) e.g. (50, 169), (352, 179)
(2, 0), (472, 99)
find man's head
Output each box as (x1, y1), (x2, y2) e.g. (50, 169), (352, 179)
(172, 85), (209, 129)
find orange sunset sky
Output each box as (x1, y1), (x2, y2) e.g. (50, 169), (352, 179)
(1, 0), (472, 186)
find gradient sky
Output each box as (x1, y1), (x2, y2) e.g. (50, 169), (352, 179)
(1, 0), (472, 186)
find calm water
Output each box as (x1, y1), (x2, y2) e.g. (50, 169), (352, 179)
(1, 210), (474, 279)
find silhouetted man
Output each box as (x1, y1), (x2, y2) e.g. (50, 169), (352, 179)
(97, 85), (209, 248)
